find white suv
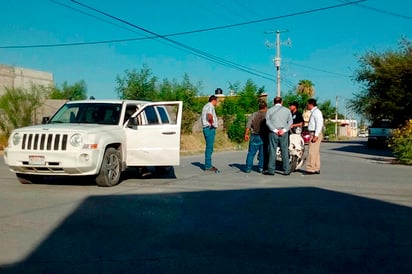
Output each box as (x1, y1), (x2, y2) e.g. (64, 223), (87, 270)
(4, 99), (183, 187)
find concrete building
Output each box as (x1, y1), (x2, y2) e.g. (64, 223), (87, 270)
(0, 64), (54, 96)
(34, 99), (67, 124)
(331, 119), (358, 137)
(0, 64), (65, 125)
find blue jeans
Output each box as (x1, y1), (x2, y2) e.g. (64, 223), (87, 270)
(203, 127), (216, 169)
(267, 132), (290, 174)
(245, 134), (264, 171)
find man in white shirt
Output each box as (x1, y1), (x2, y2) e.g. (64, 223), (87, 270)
(305, 98), (324, 175)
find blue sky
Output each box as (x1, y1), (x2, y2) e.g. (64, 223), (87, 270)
(1, 0), (411, 108)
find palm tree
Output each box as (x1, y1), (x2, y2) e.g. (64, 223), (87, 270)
(297, 80), (315, 97)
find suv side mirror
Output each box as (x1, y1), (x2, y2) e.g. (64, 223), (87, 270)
(127, 117), (138, 128)
(42, 117), (50, 124)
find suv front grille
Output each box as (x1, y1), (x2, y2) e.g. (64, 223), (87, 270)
(21, 133), (68, 151)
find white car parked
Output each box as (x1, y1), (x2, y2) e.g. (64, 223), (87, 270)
(4, 99), (183, 186)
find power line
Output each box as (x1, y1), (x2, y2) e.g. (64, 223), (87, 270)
(0, 0), (367, 83)
(2, 0), (367, 49)
(287, 61), (351, 77)
(340, 0), (412, 20)
(49, 0), (138, 34)
(67, 0), (277, 82)
(61, 0), (369, 83)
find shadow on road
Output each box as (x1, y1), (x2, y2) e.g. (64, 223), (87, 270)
(327, 140), (395, 161)
(26, 166), (177, 186)
(191, 161), (205, 171)
(2, 187), (411, 273)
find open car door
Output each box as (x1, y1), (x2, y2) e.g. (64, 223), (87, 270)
(125, 101), (183, 166)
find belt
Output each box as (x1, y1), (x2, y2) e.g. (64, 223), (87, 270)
(204, 126), (216, 129)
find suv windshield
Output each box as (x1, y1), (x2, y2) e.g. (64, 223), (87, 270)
(49, 103), (122, 125)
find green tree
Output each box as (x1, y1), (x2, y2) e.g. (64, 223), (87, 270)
(238, 79), (262, 113)
(0, 86), (46, 136)
(221, 79), (264, 143)
(49, 80), (87, 100)
(115, 65), (158, 100)
(349, 38), (412, 127)
(318, 100), (336, 120)
(228, 81), (241, 95)
(159, 74), (202, 109)
(297, 79), (315, 97)
(158, 74), (203, 134)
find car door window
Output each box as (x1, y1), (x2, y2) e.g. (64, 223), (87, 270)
(144, 106), (159, 125)
(157, 106), (170, 124)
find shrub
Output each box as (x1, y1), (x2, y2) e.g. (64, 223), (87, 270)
(324, 120), (335, 137)
(390, 119), (412, 165)
(0, 87), (45, 137)
(181, 110), (199, 135)
(227, 113), (248, 144)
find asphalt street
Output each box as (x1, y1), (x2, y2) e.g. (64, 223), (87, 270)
(0, 139), (411, 273)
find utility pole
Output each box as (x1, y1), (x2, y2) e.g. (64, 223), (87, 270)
(335, 95), (338, 137)
(265, 30), (291, 97)
(275, 31), (281, 97)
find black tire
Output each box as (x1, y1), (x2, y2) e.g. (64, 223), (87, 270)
(16, 173), (43, 184)
(95, 147), (122, 187)
(290, 155), (298, 172)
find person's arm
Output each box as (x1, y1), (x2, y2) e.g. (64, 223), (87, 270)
(314, 110), (324, 137)
(282, 111), (293, 134)
(265, 110), (276, 132)
(312, 109), (324, 142)
(244, 114), (253, 141)
(207, 113), (214, 125)
(244, 127), (250, 141)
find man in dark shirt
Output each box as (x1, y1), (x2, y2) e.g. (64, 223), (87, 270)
(289, 101), (304, 133)
(244, 100), (268, 173)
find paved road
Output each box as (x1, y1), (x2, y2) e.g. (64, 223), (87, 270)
(0, 139), (411, 273)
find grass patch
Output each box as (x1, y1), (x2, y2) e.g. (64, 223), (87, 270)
(180, 131), (246, 155)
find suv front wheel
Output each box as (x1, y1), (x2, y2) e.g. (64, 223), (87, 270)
(95, 147), (122, 187)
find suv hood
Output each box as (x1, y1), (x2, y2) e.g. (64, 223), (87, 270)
(12, 123), (120, 134)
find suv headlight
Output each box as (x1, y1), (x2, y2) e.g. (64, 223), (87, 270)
(70, 133), (83, 147)
(12, 133), (21, 146)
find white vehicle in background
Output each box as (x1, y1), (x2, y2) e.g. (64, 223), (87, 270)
(4, 99), (183, 187)
(367, 119), (394, 148)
